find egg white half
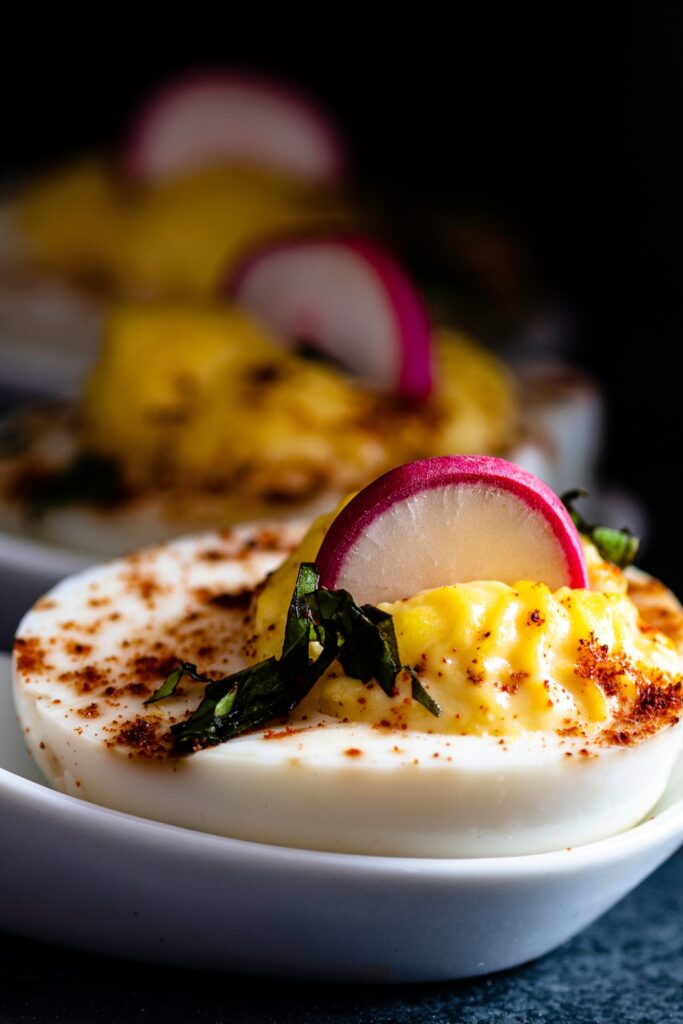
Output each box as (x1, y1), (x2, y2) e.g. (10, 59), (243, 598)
(12, 524), (683, 857)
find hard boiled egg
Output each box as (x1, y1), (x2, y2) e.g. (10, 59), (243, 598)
(13, 517), (683, 857)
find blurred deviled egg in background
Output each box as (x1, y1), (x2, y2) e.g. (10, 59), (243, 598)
(0, 71), (352, 399)
(0, 70), (609, 647)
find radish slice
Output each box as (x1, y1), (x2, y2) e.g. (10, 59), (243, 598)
(125, 72), (346, 185)
(316, 455), (588, 604)
(229, 235), (433, 400)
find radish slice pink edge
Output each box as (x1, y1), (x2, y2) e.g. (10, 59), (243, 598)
(229, 234), (434, 401)
(341, 236), (433, 401)
(316, 455), (589, 599)
(124, 70), (347, 184)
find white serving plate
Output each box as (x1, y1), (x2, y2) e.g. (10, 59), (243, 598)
(1, 651), (682, 982)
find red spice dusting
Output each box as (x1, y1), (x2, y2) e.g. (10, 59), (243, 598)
(262, 724), (325, 741)
(603, 729), (632, 746)
(256, 527), (298, 552)
(344, 748), (363, 758)
(132, 654), (179, 683)
(199, 549), (230, 562)
(65, 641), (93, 657)
(571, 633), (683, 746)
(575, 634), (626, 698)
(59, 665), (109, 694)
(131, 576), (161, 603)
(125, 682), (152, 697)
(77, 702), (100, 719)
(207, 589), (254, 611)
(114, 717), (170, 758)
(14, 637), (52, 674)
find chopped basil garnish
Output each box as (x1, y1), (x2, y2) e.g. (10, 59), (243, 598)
(143, 662), (212, 705)
(147, 562), (441, 754)
(561, 489), (640, 568)
(407, 666), (443, 717)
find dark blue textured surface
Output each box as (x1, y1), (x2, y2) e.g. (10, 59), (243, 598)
(1, 846), (682, 1023)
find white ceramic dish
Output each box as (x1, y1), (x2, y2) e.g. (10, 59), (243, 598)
(1, 652), (682, 982)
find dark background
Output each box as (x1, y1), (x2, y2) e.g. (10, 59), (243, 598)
(1, 23), (681, 587)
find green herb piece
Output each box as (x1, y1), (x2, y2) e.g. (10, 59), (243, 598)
(144, 663), (212, 705)
(589, 526), (640, 570)
(561, 489), (640, 568)
(407, 667), (442, 717)
(310, 589), (398, 696)
(283, 562), (321, 671)
(171, 565), (325, 754)
(172, 658), (301, 754)
(149, 561), (441, 754)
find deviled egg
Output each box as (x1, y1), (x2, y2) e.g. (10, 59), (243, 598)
(0, 236), (535, 564)
(13, 457), (683, 857)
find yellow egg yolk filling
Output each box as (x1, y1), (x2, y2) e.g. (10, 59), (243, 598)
(82, 303), (518, 502)
(253, 520), (683, 738)
(18, 161), (349, 297)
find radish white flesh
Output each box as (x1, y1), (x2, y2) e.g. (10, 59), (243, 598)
(230, 235), (433, 400)
(125, 72), (346, 184)
(316, 456), (588, 605)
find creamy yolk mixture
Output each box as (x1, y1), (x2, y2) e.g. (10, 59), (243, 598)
(253, 518), (683, 737)
(83, 303), (517, 500)
(18, 161), (348, 297)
